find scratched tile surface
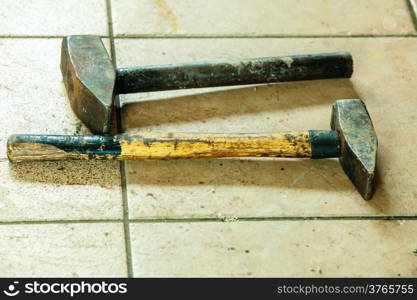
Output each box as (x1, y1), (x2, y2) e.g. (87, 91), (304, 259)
(0, 223), (126, 277)
(111, 0), (416, 36)
(0, 0), (417, 278)
(131, 221), (417, 277)
(119, 37), (417, 218)
(0, 0), (108, 36)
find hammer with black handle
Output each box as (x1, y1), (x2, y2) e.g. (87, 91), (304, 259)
(61, 35), (353, 134)
(8, 99), (377, 200)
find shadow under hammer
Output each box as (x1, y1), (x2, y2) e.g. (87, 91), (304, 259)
(8, 160), (120, 188)
(126, 158), (353, 193)
(122, 78), (357, 129)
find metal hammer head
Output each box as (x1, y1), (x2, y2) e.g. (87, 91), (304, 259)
(61, 35), (115, 134)
(331, 99), (378, 200)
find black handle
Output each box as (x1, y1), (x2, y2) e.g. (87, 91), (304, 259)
(115, 52), (353, 94)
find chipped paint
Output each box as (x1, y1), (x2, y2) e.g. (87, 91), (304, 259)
(7, 99), (377, 202)
(7, 142), (91, 162)
(281, 56), (294, 68)
(8, 131), (313, 162)
(119, 131), (312, 160)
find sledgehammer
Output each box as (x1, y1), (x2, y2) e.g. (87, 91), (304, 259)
(61, 35), (353, 134)
(7, 99), (377, 200)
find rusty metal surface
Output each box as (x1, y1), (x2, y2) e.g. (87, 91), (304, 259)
(331, 99), (378, 200)
(116, 52), (353, 94)
(60, 35), (115, 134)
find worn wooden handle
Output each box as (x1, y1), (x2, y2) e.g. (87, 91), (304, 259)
(7, 131), (340, 162)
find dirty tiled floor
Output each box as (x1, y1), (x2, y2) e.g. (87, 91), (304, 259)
(0, 0), (416, 277)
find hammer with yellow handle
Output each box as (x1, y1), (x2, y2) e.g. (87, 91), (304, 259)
(7, 99), (377, 200)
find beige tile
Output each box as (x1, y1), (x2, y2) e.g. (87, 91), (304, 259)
(0, 161), (122, 221)
(0, 0), (108, 36)
(111, 0), (415, 36)
(0, 38), (113, 142)
(119, 38), (417, 218)
(0, 38), (93, 157)
(131, 220), (417, 277)
(0, 39), (122, 221)
(0, 223), (126, 277)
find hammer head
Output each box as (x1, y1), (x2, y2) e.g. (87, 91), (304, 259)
(61, 35), (115, 134)
(331, 99), (378, 200)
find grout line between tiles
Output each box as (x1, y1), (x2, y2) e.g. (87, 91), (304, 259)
(0, 215), (416, 226)
(113, 34), (417, 39)
(0, 35), (110, 39)
(0, 219), (122, 226)
(106, 0), (134, 278)
(0, 34), (417, 39)
(406, 0), (417, 31)
(129, 215), (417, 223)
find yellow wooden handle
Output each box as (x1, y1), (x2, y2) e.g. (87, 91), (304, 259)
(7, 131), (314, 162)
(119, 131), (312, 160)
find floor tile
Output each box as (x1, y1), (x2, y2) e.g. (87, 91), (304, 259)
(111, 0), (415, 36)
(0, 0), (108, 36)
(0, 38), (96, 157)
(0, 223), (126, 277)
(118, 38), (417, 218)
(131, 220), (417, 277)
(0, 161), (122, 221)
(0, 39), (122, 221)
